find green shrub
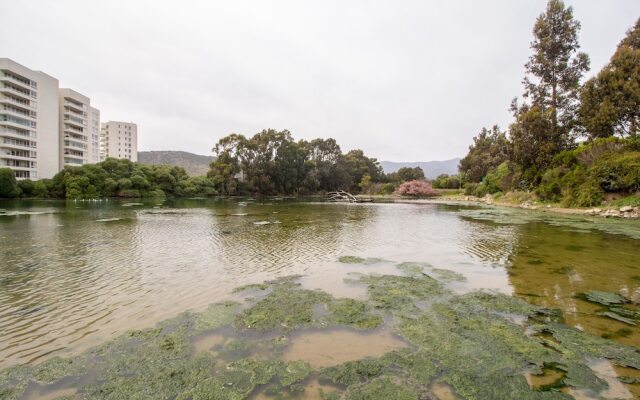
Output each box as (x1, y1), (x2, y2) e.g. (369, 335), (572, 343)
(0, 168), (20, 198)
(33, 180), (48, 198)
(612, 194), (640, 207)
(379, 183), (396, 195)
(591, 152), (640, 193)
(483, 162), (512, 194)
(464, 182), (478, 196)
(537, 167), (564, 202)
(563, 179), (604, 207)
(117, 178), (133, 190)
(18, 179), (34, 197)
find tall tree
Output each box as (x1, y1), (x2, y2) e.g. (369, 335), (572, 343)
(523, 0), (589, 131)
(459, 125), (509, 183)
(579, 18), (640, 138)
(511, 0), (589, 176)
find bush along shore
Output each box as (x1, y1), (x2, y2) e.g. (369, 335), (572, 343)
(2, 259), (640, 399)
(432, 190), (640, 220)
(0, 133), (439, 200)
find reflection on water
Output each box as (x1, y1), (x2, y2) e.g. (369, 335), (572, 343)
(0, 198), (639, 370)
(504, 221), (640, 347)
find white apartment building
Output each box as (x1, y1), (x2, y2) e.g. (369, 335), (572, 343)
(0, 58), (60, 179)
(89, 107), (100, 164)
(100, 121), (137, 162)
(59, 88), (100, 167)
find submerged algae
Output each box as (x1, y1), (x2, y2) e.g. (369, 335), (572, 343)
(338, 256), (388, 265)
(2, 272), (640, 399)
(326, 299), (382, 329)
(236, 276), (381, 332)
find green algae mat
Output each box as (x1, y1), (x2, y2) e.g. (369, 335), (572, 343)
(2, 264), (640, 400)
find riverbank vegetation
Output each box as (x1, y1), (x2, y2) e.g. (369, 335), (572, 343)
(0, 140), (432, 199)
(456, 2), (640, 208)
(0, 158), (217, 200)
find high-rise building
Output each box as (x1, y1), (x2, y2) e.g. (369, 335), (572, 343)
(59, 88), (100, 167)
(100, 121), (137, 162)
(89, 107), (101, 164)
(0, 58), (60, 179)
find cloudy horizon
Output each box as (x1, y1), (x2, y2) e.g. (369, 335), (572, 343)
(2, 1), (638, 161)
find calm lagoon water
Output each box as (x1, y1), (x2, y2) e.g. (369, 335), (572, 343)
(0, 198), (639, 370)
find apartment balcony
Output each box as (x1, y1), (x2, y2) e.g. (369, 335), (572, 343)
(0, 71), (35, 87)
(64, 100), (86, 113)
(0, 74), (32, 91)
(64, 140), (88, 150)
(0, 126), (36, 139)
(0, 150), (36, 161)
(0, 95), (35, 111)
(0, 161), (36, 172)
(64, 157), (85, 166)
(0, 118), (34, 130)
(64, 106), (87, 118)
(63, 150), (85, 158)
(64, 124), (85, 133)
(64, 115), (87, 128)
(0, 83), (33, 101)
(64, 132), (87, 142)
(2, 106), (35, 121)
(1, 140), (35, 152)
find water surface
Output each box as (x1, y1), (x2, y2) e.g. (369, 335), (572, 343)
(0, 198), (639, 369)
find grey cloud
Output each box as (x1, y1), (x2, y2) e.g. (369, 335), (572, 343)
(2, 0), (638, 160)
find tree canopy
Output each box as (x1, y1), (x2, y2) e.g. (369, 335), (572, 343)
(208, 130), (384, 195)
(579, 18), (640, 139)
(459, 126), (509, 183)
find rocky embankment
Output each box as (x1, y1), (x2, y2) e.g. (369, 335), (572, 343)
(476, 194), (640, 219)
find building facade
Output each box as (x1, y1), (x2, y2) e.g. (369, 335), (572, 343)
(59, 88), (99, 168)
(100, 121), (137, 162)
(0, 58), (60, 179)
(89, 107), (101, 164)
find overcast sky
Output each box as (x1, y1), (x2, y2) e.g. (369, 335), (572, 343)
(2, 1), (638, 161)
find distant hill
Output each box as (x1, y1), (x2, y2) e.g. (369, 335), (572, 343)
(138, 151), (214, 176)
(380, 158), (460, 179)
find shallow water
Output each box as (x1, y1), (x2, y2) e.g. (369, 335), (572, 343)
(0, 198), (639, 371)
(281, 326), (407, 368)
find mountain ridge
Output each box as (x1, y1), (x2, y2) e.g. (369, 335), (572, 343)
(380, 158), (460, 179)
(138, 151), (214, 176)
(137, 151), (461, 179)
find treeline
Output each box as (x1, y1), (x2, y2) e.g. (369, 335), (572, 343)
(457, 1), (639, 207)
(0, 158), (216, 199)
(0, 138), (431, 199)
(207, 130), (425, 196)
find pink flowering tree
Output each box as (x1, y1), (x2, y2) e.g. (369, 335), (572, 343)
(395, 180), (438, 197)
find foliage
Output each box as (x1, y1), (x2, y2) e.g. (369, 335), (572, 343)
(579, 18), (640, 138)
(522, 0), (589, 130)
(509, 0), (589, 183)
(386, 167), (425, 184)
(0, 168), (20, 198)
(377, 182), (397, 195)
(210, 130), (382, 195)
(458, 3), (638, 207)
(535, 139), (640, 206)
(5, 158), (217, 200)
(394, 180), (437, 197)
(482, 162), (513, 194)
(431, 174), (461, 189)
(458, 125), (509, 183)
